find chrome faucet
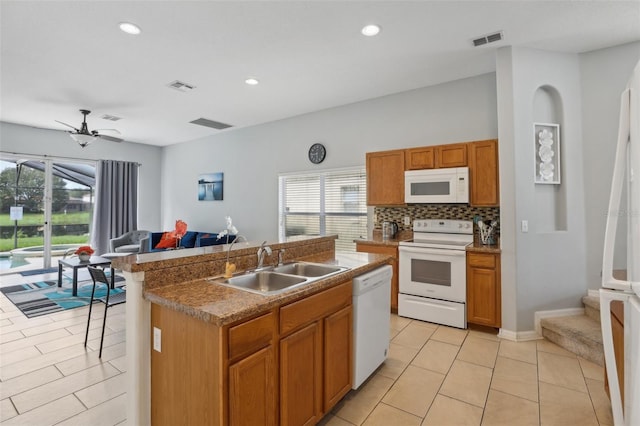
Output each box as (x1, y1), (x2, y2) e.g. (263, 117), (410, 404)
(256, 241), (272, 269)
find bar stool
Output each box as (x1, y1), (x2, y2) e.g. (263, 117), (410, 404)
(84, 266), (126, 358)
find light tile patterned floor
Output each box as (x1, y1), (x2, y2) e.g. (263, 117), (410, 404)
(1, 273), (613, 425)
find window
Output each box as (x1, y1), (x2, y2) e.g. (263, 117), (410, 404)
(279, 167), (367, 252)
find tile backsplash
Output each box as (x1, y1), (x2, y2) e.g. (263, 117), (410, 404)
(375, 204), (500, 235)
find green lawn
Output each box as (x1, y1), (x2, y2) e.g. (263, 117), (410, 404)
(0, 212), (91, 252)
(0, 212), (91, 226)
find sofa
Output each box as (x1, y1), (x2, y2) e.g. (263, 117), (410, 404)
(140, 231), (236, 253)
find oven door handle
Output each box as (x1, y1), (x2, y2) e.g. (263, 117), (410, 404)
(399, 246), (466, 257)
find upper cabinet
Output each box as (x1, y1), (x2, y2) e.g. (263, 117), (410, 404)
(367, 139), (499, 207)
(469, 139), (499, 206)
(405, 147), (435, 170)
(435, 143), (467, 168)
(366, 149), (405, 206)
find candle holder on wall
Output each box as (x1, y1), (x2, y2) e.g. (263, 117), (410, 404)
(533, 123), (561, 184)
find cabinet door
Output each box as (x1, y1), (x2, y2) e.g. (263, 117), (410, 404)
(229, 346), (276, 426)
(366, 150), (405, 206)
(356, 244), (398, 312)
(436, 143), (467, 168)
(469, 139), (499, 206)
(280, 322), (322, 426)
(323, 306), (353, 410)
(405, 147), (435, 170)
(466, 253), (501, 327)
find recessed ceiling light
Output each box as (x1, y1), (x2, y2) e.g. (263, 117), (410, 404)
(119, 22), (141, 35)
(361, 24), (381, 37)
(245, 78), (259, 86)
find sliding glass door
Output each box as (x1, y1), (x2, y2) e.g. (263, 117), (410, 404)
(0, 154), (95, 273)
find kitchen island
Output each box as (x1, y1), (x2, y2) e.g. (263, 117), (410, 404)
(112, 235), (389, 426)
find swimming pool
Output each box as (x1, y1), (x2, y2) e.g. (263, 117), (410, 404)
(10, 244), (83, 258)
(0, 256), (29, 270)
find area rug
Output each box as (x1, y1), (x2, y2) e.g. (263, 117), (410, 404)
(1, 275), (125, 318)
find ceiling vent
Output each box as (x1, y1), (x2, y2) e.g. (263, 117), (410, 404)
(167, 80), (196, 92)
(101, 114), (122, 121)
(472, 31), (504, 47)
(190, 118), (233, 130)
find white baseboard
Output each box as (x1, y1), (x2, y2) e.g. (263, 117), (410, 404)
(534, 307), (584, 337)
(497, 329), (542, 342)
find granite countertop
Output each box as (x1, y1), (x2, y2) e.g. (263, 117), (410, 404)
(143, 252), (391, 327)
(354, 230), (414, 247)
(466, 242), (501, 254)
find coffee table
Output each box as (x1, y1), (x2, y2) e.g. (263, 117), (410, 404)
(58, 256), (114, 297)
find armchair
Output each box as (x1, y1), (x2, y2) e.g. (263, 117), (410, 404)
(109, 230), (150, 253)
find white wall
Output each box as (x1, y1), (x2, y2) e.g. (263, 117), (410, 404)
(497, 47), (588, 332)
(161, 73), (498, 240)
(580, 41), (640, 290)
(0, 121), (163, 232)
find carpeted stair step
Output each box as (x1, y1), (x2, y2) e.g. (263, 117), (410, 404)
(582, 295), (601, 322)
(540, 314), (604, 366)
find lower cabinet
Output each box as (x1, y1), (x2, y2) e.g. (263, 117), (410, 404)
(229, 346), (277, 426)
(466, 252), (501, 327)
(151, 279), (353, 426)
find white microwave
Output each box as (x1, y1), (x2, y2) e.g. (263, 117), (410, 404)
(404, 167), (469, 204)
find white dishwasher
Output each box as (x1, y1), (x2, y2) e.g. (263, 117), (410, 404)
(352, 265), (392, 389)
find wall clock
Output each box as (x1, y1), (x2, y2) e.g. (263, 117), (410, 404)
(308, 143), (326, 164)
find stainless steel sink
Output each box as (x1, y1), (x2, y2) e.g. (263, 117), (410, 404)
(273, 262), (345, 277)
(209, 261), (349, 295)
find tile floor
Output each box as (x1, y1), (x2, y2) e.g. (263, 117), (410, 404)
(1, 272), (613, 425)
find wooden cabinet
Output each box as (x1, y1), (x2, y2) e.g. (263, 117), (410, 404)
(151, 280), (353, 426)
(605, 301), (624, 402)
(280, 323), (323, 426)
(279, 281), (352, 426)
(405, 147), (435, 170)
(366, 149), (405, 206)
(229, 346), (277, 426)
(436, 143), (467, 168)
(469, 139), (499, 206)
(466, 252), (501, 327)
(356, 242), (398, 312)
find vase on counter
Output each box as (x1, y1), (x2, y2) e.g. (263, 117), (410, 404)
(78, 253), (91, 262)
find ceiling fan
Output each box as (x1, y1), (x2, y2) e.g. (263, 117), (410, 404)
(55, 109), (124, 147)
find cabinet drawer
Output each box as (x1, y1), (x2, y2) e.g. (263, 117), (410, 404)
(228, 311), (276, 361)
(467, 253), (496, 269)
(280, 281), (352, 336)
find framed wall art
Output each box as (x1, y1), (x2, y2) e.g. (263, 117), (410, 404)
(198, 172), (224, 201)
(533, 123), (561, 184)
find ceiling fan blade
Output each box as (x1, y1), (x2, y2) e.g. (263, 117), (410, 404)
(92, 128), (121, 134)
(97, 134), (124, 143)
(55, 120), (79, 132)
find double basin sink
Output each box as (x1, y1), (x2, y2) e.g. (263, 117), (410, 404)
(209, 262), (349, 295)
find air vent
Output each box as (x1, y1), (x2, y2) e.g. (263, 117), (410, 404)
(190, 118), (233, 130)
(167, 80), (196, 92)
(472, 31), (504, 47)
(101, 114), (122, 121)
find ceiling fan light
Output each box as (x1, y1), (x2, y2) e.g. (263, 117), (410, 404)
(70, 133), (97, 147)
(119, 22), (142, 35)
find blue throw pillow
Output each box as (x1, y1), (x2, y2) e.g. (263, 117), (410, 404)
(180, 231), (198, 248)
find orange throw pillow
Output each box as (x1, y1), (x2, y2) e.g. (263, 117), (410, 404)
(155, 232), (177, 249)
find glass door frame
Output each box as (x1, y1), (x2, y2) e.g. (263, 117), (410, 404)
(1, 152), (96, 270)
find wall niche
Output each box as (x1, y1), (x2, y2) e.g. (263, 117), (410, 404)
(533, 85), (567, 232)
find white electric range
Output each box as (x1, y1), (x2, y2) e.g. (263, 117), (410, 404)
(398, 219), (473, 329)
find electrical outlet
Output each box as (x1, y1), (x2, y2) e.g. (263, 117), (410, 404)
(521, 220), (529, 233)
(153, 327), (162, 352)
(404, 216), (411, 226)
